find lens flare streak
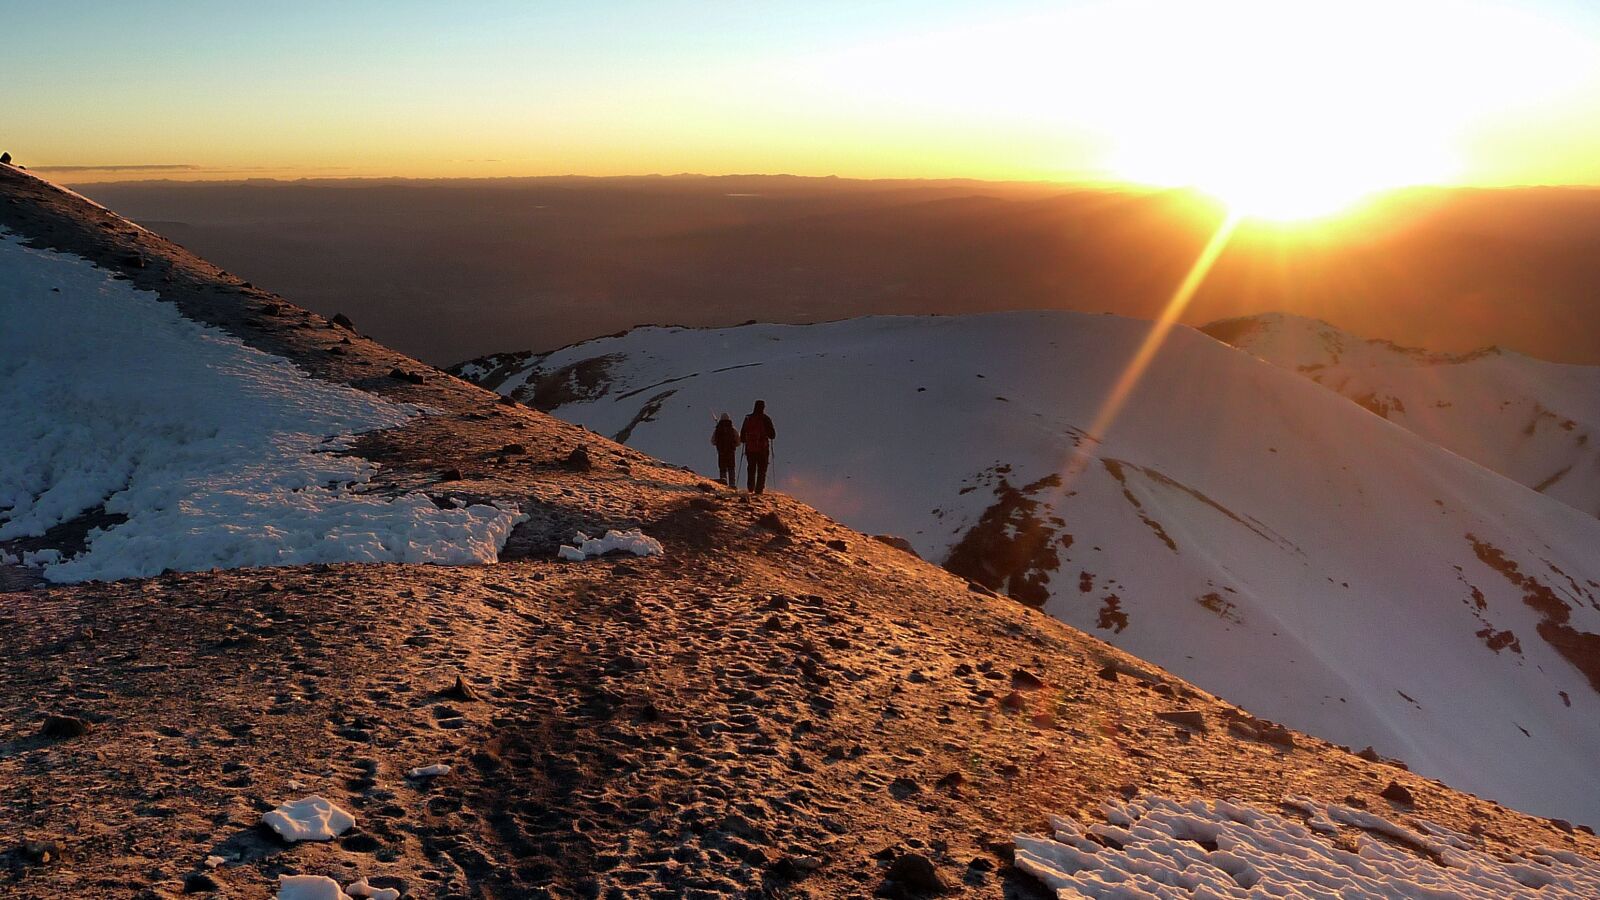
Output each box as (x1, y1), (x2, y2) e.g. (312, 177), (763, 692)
(1064, 211), (1243, 481)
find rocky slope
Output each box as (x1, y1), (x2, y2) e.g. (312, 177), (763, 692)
(1204, 311), (1600, 519)
(450, 314), (1600, 827)
(2, 164), (1597, 898)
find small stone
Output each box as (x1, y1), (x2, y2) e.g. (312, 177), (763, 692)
(1379, 781), (1414, 805)
(1155, 710), (1206, 732)
(40, 715), (88, 739)
(885, 852), (948, 895)
(1096, 665), (1119, 682)
(563, 446), (593, 472)
(500, 442), (527, 455)
(441, 674), (481, 702)
(1010, 669), (1046, 690)
(19, 839), (61, 864)
(388, 368), (425, 385)
(330, 313), (355, 330)
(756, 512), (791, 535)
(873, 534), (920, 558)
(825, 539), (848, 551)
(999, 691), (1027, 712)
(1356, 746), (1382, 762)
(183, 872), (220, 893)
(440, 468), (464, 482)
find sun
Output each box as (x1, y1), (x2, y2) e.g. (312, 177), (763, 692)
(1070, 0), (1589, 221)
(1112, 132), (1455, 222)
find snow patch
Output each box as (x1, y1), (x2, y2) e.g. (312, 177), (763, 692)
(345, 878), (401, 900)
(1016, 795), (1600, 898)
(557, 529), (664, 561)
(0, 230), (525, 582)
(261, 795), (355, 842)
(277, 875), (348, 900)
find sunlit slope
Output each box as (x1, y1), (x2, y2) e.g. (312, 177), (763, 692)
(1208, 312), (1600, 519)
(455, 311), (1600, 824)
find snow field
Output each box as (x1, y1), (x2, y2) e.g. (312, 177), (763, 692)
(0, 230), (525, 582)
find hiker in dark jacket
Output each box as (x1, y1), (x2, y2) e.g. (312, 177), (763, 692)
(711, 413), (740, 487)
(740, 400), (777, 494)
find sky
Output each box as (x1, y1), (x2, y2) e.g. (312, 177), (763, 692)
(9, 0), (1600, 195)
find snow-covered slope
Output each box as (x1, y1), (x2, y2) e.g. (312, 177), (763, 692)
(454, 312), (1600, 824)
(1205, 312), (1600, 520)
(0, 229), (522, 583)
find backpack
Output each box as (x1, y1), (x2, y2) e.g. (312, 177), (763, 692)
(742, 414), (771, 453)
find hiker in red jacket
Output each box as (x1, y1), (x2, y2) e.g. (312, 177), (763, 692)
(711, 413), (740, 488)
(740, 400), (777, 494)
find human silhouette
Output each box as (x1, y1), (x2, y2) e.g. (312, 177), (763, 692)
(711, 413), (740, 488)
(740, 400), (777, 494)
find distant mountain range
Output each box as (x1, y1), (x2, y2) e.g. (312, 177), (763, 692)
(454, 311), (1600, 823)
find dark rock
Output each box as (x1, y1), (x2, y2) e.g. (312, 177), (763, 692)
(885, 852), (948, 895)
(563, 446), (593, 472)
(1096, 665), (1119, 682)
(0, 152), (11, 165)
(825, 538), (848, 552)
(183, 872), (220, 893)
(1010, 669), (1046, 690)
(1356, 746), (1382, 762)
(330, 312), (355, 330)
(388, 368), (425, 385)
(1379, 781), (1414, 805)
(500, 442), (528, 455)
(1155, 710), (1206, 731)
(19, 839), (61, 864)
(756, 512), (791, 535)
(1255, 721), (1296, 749)
(1549, 818), (1575, 834)
(999, 691), (1027, 712)
(440, 468), (464, 482)
(40, 715), (89, 739)
(873, 534), (920, 558)
(441, 674), (482, 702)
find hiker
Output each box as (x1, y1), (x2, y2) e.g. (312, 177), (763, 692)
(740, 400), (777, 494)
(711, 413), (740, 488)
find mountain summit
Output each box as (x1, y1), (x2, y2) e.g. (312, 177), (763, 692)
(2, 164), (1597, 897)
